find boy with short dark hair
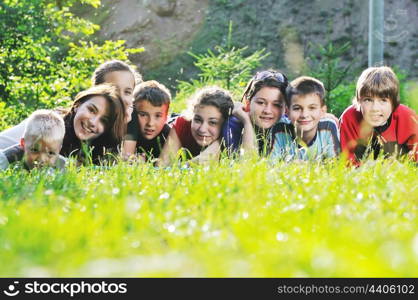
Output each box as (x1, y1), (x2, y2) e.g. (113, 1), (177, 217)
(340, 66), (418, 164)
(271, 76), (340, 161)
(122, 80), (171, 161)
(0, 110), (66, 170)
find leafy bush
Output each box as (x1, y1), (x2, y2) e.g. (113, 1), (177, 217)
(0, 0), (143, 130)
(306, 39), (355, 117)
(172, 22), (269, 113)
(327, 82), (356, 117)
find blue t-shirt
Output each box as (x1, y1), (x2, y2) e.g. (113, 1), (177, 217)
(270, 118), (340, 161)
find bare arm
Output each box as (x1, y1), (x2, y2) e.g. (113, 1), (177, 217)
(232, 102), (257, 155)
(156, 127), (182, 167)
(121, 140), (137, 160)
(190, 140), (221, 165)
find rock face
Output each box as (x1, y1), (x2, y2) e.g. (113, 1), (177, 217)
(95, 0), (418, 86)
(99, 0), (208, 71)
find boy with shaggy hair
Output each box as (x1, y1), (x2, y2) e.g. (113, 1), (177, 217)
(271, 76), (340, 161)
(0, 110), (66, 170)
(340, 66), (418, 164)
(122, 80), (172, 161)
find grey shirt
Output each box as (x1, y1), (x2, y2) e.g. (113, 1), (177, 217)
(0, 120), (26, 150)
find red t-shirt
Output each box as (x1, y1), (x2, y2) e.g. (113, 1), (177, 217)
(173, 116), (203, 158)
(340, 104), (418, 164)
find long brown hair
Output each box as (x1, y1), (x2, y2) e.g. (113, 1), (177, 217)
(61, 84), (125, 158)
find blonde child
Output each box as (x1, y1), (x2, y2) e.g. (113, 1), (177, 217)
(0, 110), (66, 170)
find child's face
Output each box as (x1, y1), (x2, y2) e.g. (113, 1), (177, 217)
(104, 71), (135, 123)
(191, 105), (223, 147)
(289, 93), (325, 137)
(74, 96), (110, 141)
(249, 86), (285, 129)
(23, 138), (62, 169)
(136, 100), (169, 140)
(359, 96), (393, 127)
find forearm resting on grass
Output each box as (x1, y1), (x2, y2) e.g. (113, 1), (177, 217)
(156, 128), (182, 167)
(232, 102), (257, 155)
(189, 140), (221, 165)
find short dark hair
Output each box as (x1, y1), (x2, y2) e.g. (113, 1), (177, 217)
(286, 76), (326, 107)
(133, 80), (171, 107)
(92, 60), (142, 86)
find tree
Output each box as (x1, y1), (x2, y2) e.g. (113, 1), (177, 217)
(0, 0), (143, 130)
(173, 22), (269, 112)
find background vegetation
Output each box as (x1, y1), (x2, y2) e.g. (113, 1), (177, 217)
(0, 0), (143, 130)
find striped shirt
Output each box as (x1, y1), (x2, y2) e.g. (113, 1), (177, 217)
(271, 119), (340, 161)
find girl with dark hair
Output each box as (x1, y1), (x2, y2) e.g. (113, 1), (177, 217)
(158, 86), (254, 166)
(223, 69), (289, 155)
(60, 84), (125, 159)
(0, 84), (125, 162)
(92, 60), (142, 123)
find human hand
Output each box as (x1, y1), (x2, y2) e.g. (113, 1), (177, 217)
(232, 102), (250, 123)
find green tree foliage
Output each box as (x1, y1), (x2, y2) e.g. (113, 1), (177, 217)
(173, 22), (269, 112)
(307, 41), (352, 111)
(0, 0), (143, 130)
(189, 22), (269, 91)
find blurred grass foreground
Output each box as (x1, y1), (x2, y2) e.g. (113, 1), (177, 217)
(0, 157), (417, 277)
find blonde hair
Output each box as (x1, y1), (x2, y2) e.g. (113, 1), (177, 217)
(354, 66), (400, 109)
(24, 109), (65, 143)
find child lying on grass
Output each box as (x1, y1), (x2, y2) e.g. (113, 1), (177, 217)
(340, 66), (418, 165)
(122, 80), (172, 162)
(270, 76), (340, 161)
(157, 86), (255, 166)
(0, 110), (66, 170)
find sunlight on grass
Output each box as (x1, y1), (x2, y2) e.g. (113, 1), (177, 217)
(0, 158), (417, 277)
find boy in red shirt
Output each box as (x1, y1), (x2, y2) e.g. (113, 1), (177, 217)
(340, 66), (418, 165)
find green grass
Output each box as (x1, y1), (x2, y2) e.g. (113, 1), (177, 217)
(0, 157), (417, 277)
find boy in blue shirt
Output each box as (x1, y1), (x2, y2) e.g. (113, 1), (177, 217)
(271, 76), (340, 161)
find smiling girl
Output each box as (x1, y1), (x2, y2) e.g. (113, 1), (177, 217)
(59, 84), (126, 159)
(158, 87), (238, 166)
(92, 60), (142, 124)
(223, 70), (289, 156)
(0, 84), (125, 162)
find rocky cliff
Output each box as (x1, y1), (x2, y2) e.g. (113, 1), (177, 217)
(88, 0), (418, 88)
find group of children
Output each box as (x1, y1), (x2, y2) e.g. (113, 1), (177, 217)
(0, 61), (417, 171)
